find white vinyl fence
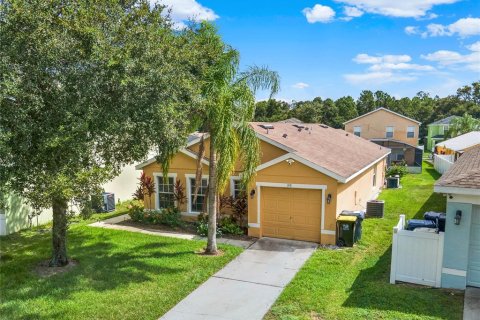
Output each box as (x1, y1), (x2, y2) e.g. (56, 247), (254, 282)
(434, 154), (454, 175)
(390, 215), (444, 288)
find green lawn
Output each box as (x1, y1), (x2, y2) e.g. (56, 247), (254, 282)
(0, 204), (242, 320)
(266, 162), (464, 320)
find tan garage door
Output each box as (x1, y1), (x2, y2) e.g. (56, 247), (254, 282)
(261, 187), (322, 242)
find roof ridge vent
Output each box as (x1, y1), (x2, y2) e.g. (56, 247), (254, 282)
(259, 124), (274, 130)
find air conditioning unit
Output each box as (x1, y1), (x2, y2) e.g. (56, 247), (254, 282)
(102, 192), (115, 212)
(366, 200), (385, 218)
(386, 176), (400, 188)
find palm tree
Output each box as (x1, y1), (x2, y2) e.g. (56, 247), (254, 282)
(182, 24), (279, 254)
(447, 113), (480, 138)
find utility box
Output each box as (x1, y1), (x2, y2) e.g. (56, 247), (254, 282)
(366, 200), (385, 218)
(336, 215), (357, 247)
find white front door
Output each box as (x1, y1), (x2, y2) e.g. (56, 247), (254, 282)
(468, 206), (480, 287)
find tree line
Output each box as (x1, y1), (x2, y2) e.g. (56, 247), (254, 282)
(255, 81), (480, 138)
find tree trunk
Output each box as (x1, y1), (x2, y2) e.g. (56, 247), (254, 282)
(206, 139), (218, 254)
(50, 198), (69, 267)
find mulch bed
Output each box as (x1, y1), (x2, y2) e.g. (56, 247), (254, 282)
(117, 220), (255, 242)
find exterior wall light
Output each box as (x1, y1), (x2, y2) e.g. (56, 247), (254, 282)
(286, 159), (295, 165)
(327, 193), (332, 204)
(250, 189), (256, 199)
(454, 210), (462, 225)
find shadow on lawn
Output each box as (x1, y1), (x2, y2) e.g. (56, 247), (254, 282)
(343, 246), (463, 319)
(413, 192), (447, 219)
(0, 229), (190, 318)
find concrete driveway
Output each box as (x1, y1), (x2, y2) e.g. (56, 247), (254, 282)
(464, 287), (480, 320)
(160, 237), (317, 320)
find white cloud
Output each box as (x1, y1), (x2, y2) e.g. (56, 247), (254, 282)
(303, 4), (336, 23)
(346, 52), (436, 85)
(344, 72), (416, 85)
(448, 18), (480, 37)
(353, 53), (411, 64)
(344, 6), (364, 17)
(421, 45), (480, 71)
(407, 17), (480, 38)
(405, 26), (419, 35)
(156, 0), (218, 28)
(467, 41), (480, 52)
(368, 63), (435, 72)
(292, 82), (310, 89)
(334, 0), (458, 18)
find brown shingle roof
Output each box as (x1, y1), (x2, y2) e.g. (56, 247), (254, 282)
(251, 122), (390, 180)
(436, 145), (480, 190)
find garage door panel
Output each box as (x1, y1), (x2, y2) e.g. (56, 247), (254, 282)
(261, 187), (322, 243)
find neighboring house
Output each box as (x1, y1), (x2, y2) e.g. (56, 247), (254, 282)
(136, 122), (390, 244)
(435, 131), (480, 161)
(0, 193), (52, 236)
(344, 107), (423, 173)
(434, 145), (480, 289)
(426, 116), (459, 152)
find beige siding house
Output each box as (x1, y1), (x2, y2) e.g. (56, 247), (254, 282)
(136, 123), (390, 244)
(344, 107), (423, 172)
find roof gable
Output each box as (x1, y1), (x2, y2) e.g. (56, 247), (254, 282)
(435, 145), (480, 191)
(251, 122), (390, 182)
(343, 107), (421, 125)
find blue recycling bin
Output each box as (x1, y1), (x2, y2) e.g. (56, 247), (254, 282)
(406, 219), (437, 231)
(424, 212), (446, 232)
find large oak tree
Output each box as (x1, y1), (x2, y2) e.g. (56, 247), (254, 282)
(0, 0), (210, 266)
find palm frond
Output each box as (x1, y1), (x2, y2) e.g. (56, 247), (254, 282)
(236, 65), (280, 98)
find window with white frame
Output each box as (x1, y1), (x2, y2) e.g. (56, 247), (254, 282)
(189, 177), (208, 213)
(407, 126), (415, 138)
(353, 126), (361, 137)
(230, 177), (245, 198)
(386, 126), (394, 138)
(157, 176), (175, 209)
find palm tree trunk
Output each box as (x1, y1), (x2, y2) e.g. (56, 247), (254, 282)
(206, 139), (218, 254)
(50, 198), (69, 267)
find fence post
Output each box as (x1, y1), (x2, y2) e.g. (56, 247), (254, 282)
(390, 214), (405, 285)
(435, 232), (445, 288)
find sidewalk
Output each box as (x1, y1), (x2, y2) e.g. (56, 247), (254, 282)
(89, 214), (255, 249)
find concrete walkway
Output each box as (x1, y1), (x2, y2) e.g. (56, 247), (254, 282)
(464, 287), (480, 320)
(160, 237), (317, 320)
(89, 214), (255, 249)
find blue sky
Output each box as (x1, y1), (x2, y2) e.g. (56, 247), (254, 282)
(162, 0), (480, 101)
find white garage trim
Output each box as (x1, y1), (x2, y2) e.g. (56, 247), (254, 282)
(255, 182), (328, 240)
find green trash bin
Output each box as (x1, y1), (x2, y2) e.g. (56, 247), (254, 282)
(336, 215), (357, 247)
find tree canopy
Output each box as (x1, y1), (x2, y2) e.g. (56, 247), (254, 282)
(0, 0), (215, 265)
(256, 81), (480, 139)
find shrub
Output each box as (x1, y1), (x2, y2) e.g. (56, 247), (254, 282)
(158, 207), (183, 228)
(219, 216), (244, 235)
(128, 202), (182, 228)
(128, 200), (145, 221)
(386, 163), (408, 178)
(196, 212), (223, 237)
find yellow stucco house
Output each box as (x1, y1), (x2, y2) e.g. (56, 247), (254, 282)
(344, 107), (423, 173)
(136, 122), (390, 244)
